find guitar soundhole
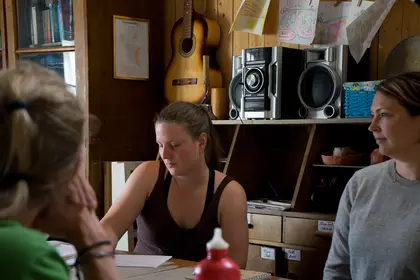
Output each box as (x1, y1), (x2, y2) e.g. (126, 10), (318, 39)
(179, 36), (196, 57)
(182, 38), (193, 53)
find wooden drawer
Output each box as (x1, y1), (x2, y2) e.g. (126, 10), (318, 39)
(248, 213), (282, 243)
(283, 217), (334, 248)
(279, 247), (329, 280)
(246, 244), (279, 275)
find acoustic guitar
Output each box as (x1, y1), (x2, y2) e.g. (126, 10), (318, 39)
(164, 0), (223, 104)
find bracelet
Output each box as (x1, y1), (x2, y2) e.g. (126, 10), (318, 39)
(77, 240), (112, 259)
(76, 250), (115, 266)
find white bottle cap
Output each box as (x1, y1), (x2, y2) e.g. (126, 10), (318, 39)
(206, 227), (229, 250)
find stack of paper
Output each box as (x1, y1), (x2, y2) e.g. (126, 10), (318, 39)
(115, 254), (172, 268)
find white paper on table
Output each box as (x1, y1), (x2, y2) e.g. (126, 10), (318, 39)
(48, 242), (77, 266)
(115, 254), (172, 268)
(346, 0), (397, 63)
(278, 0), (320, 45)
(48, 241), (77, 259)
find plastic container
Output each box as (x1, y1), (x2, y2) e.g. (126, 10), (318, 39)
(343, 80), (382, 118)
(193, 228), (241, 280)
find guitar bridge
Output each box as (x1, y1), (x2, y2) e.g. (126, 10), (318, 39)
(172, 78), (198, 86)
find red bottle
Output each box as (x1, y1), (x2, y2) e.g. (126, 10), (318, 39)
(194, 227), (241, 280)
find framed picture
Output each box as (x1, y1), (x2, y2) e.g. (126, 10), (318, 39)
(113, 15), (149, 80)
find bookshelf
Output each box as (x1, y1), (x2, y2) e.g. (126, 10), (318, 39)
(1, 0), (88, 170)
(4, 0), (76, 91)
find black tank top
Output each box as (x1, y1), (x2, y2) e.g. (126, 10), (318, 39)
(134, 161), (234, 261)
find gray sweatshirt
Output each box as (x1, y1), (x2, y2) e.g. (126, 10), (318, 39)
(323, 159), (420, 280)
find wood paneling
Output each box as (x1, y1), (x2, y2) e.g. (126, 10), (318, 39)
(165, 0), (420, 85)
(0, 0), (7, 67)
(87, 0), (164, 162)
(4, 0), (17, 66)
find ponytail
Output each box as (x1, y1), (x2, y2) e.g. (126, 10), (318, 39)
(205, 123), (222, 171)
(0, 62), (85, 219)
(200, 105), (222, 171)
(0, 99), (37, 218)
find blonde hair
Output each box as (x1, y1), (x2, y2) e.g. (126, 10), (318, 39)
(0, 61), (85, 218)
(376, 72), (420, 116)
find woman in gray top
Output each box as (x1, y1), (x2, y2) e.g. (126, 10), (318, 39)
(324, 72), (420, 280)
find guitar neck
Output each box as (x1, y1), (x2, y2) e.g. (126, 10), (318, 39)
(182, 0), (194, 39)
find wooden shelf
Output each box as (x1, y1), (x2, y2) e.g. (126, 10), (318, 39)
(249, 239), (318, 251)
(212, 118), (372, 125)
(313, 164), (366, 169)
(247, 208), (336, 220)
(15, 46), (76, 54)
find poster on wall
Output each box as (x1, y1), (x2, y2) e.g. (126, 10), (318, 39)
(230, 0), (272, 35)
(278, 0), (320, 45)
(346, 0), (397, 63)
(312, 0), (373, 46)
(113, 15), (149, 80)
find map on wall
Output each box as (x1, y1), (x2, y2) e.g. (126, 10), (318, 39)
(278, 0), (320, 45)
(114, 16), (149, 80)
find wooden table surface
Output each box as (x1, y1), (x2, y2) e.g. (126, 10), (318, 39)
(115, 257), (289, 280)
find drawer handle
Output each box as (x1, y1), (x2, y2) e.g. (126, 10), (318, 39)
(248, 223), (254, 229)
(315, 231), (333, 239)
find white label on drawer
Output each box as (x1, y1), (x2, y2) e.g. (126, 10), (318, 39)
(284, 249), (301, 261)
(261, 247), (275, 260)
(247, 213), (251, 224)
(318, 220), (335, 233)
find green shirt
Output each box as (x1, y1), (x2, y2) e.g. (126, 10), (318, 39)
(0, 220), (69, 280)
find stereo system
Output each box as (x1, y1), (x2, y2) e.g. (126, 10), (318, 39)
(228, 45), (369, 120)
(229, 46), (303, 120)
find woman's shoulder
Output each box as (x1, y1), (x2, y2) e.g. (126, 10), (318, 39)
(214, 171), (247, 205)
(0, 221), (68, 279)
(345, 160), (393, 200)
(130, 160), (162, 183)
(214, 171), (243, 191)
(0, 220), (49, 252)
(134, 160), (161, 172)
(352, 159), (392, 183)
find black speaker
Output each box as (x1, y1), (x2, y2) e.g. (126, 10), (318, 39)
(235, 46), (304, 120)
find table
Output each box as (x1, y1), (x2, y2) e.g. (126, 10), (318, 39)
(115, 258), (289, 280)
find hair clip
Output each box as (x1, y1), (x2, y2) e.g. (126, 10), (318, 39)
(0, 172), (30, 188)
(5, 100), (27, 114)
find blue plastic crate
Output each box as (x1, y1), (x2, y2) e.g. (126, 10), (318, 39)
(343, 80), (382, 118)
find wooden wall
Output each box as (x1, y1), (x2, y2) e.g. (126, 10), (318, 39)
(86, 1), (165, 216)
(87, 0), (164, 162)
(164, 0), (420, 86)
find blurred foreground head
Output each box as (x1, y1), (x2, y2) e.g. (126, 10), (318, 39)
(0, 61), (85, 218)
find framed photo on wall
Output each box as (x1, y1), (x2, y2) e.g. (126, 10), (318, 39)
(113, 15), (149, 80)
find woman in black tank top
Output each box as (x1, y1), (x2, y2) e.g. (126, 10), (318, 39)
(101, 101), (249, 268)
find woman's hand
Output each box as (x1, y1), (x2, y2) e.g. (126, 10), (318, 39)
(34, 155), (99, 241)
(68, 150), (97, 211)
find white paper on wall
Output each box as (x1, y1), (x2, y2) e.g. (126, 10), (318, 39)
(230, 0), (272, 35)
(278, 0), (320, 45)
(346, 0), (397, 63)
(312, 0), (374, 46)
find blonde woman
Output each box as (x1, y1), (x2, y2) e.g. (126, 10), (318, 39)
(324, 72), (420, 279)
(0, 62), (119, 280)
